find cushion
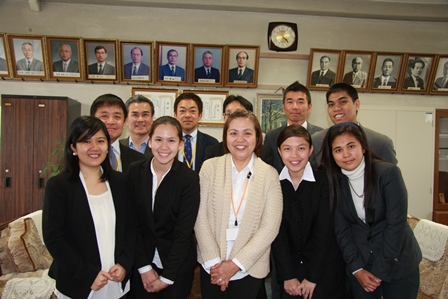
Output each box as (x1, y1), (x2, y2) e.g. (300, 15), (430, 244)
(7, 219), (34, 273)
(21, 218), (52, 270)
(0, 227), (17, 275)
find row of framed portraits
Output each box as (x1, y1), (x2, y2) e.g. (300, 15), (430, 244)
(307, 48), (448, 94)
(0, 33), (260, 88)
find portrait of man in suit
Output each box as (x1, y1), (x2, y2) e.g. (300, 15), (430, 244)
(310, 55), (336, 86)
(0, 38), (7, 73)
(372, 58), (397, 89)
(123, 46), (150, 80)
(433, 61), (448, 90)
(228, 51), (254, 83)
(343, 56), (368, 88)
(194, 50), (220, 83)
(52, 43), (79, 74)
(159, 48), (185, 81)
(87, 45), (115, 76)
(403, 58), (426, 89)
(16, 42), (44, 73)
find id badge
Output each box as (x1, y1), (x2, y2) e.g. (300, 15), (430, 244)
(226, 228), (239, 241)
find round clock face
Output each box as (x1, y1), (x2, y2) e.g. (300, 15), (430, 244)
(271, 24), (296, 49)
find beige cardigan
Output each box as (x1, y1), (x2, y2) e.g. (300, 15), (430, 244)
(195, 154), (283, 279)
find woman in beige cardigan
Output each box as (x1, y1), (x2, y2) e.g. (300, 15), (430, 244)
(195, 111), (283, 299)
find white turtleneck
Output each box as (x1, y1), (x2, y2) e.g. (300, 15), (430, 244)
(341, 157), (366, 223)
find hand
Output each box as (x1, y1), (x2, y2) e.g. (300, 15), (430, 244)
(108, 263), (126, 282)
(210, 260), (239, 292)
(147, 278), (169, 293)
(91, 271), (113, 291)
(284, 278), (301, 296)
(298, 279), (316, 299)
(141, 269), (159, 292)
(354, 269), (381, 292)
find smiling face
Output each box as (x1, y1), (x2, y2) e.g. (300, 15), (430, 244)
(148, 123), (183, 168)
(70, 130), (108, 171)
(283, 91), (312, 125)
(327, 91), (359, 124)
(94, 105), (125, 143)
(126, 102), (153, 137)
(331, 133), (365, 171)
(279, 136), (313, 178)
(174, 99), (202, 134)
(382, 61), (394, 76)
(226, 117), (256, 168)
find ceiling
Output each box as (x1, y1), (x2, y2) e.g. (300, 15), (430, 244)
(16, 0), (448, 22)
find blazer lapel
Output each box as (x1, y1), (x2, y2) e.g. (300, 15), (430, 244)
(340, 175), (367, 227)
(140, 160), (157, 236)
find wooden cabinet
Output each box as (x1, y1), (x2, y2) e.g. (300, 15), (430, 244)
(433, 109), (448, 225)
(0, 95), (80, 223)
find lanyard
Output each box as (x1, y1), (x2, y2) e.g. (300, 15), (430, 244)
(181, 143), (196, 169)
(114, 156), (121, 172)
(231, 171), (252, 226)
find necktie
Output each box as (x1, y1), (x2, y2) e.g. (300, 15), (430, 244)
(109, 146), (118, 170)
(184, 135), (192, 167)
(99, 64), (103, 74)
(238, 69), (242, 79)
(382, 78), (387, 86)
(171, 66), (175, 76)
(206, 69), (210, 78)
(320, 71), (324, 78)
(352, 72), (356, 84)
(133, 66), (137, 76)
(27, 61), (31, 71)
(63, 62), (67, 72)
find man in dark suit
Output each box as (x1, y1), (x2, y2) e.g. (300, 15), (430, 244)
(0, 57), (7, 72)
(52, 43), (79, 73)
(123, 47), (150, 79)
(434, 61), (448, 90)
(194, 50), (220, 82)
(228, 51), (254, 83)
(88, 45), (115, 76)
(373, 58), (397, 88)
(342, 56), (368, 87)
(174, 92), (218, 172)
(90, 94), (145, 172)
(310, 55), (336, 86)
(16, 42), (44, 72)
(120, 94), (153, 159)
(159, 49), (185, 81)
(403, 58), (425, 89)
(264, 81), (323, 173)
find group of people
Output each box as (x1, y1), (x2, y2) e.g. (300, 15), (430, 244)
(42, 81), (422, 299)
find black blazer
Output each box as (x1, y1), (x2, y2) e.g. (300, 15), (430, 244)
(127, 158), (200, 281)
(43, 171), (135, 299)
(334, 162), (422, 282)
(194, 66), (220, 82)
(204, 141), (274, 167)
(192, 131), (218, 172)
(119, 137), (153, 159)
(119, 143), (146, 172)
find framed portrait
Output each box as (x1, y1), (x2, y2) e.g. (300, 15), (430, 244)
(430, 55), (448, 95)
(225, 45), (259, 88)
(120, 41), (152, 83)
(182, 90), (229, 126)
(84, 38), (118, 82)
(307, 49), (342, 90)
(369, 52), (404, 92)
(339, 51), (373, 91)
(399, 54), (435, 94)
(7, 34), (47, 79)
(131, 87), (178, 119)
(0, 33), (11, 78)
(256, 93), (287, 134)
(47, 37), (82, 81)
(156, 42), (190, 85)
(191, 44), (225, 87)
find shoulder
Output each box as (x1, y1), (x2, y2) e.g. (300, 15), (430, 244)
(265, 126), (285, 140)
(119, 138), (129, 147)
(198, 131), (219, 145)
(361, 126), (392, 142)
(254, 157), (278, 177)
(307, 122), (324, 133)
(311, 128), (329, 140)
(120, 143), (145, 158)
(108, 170), (127, 184)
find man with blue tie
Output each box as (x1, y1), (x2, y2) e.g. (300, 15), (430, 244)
(159, 49), (185, 81)
(123, 47), (150, 79)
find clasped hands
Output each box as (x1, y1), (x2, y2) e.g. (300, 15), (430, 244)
(210, 260), (240, 292)
(141, 269), (169, 293)
(91, 263), (126, 291)
(284, 278), (316, 299)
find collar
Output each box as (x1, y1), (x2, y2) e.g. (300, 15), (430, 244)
(279, 162), (315, 190)
(129, 136), (149, 147)
(150, 158), (171, 178)
(287, 120), (308, 130)
(110, 139), (121, 155)
(183, 129), (198, 140)
(341, 156), (365, 180)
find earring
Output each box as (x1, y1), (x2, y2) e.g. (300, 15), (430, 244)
(73, 152), (77, 156)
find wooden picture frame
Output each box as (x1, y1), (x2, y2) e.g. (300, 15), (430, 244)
(131, 87), (178, 119)
(47, 37), (83, 81)
(120, 41), (153, 83)
(0, 33), (11, 78)
(399, 54), (435, 94)
(339, 51), (373, 91)
(8, 34), (47, 80)
(307, 49), (341, 90)
(84, 38), (118, 82)
(182, 90), (229, 126)
(369, 52), (404, 93)
(156, 42), (190, 85)
(430, 55), (448, 94)
(225, 45), (259, 88)
(256, 93), (287, 134)
(191, 44), (225, 87)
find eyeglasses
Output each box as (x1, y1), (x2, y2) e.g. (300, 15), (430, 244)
(222, 113), (232, 117)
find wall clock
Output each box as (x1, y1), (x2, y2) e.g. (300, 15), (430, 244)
(268, 22), (298, 52)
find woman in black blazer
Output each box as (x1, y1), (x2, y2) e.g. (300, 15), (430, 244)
(43, 116), (135, 299)
(272, 125), (347, 299)
(320, 122), (421, 299)
(127, 116), (200, 299)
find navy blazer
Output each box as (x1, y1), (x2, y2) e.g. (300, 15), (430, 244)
(159, 64), (185, 81)
(123, 62), (150, 79)
(194, 66), (220, 82)
(119, 143), (146, 172)
(334, 162), (422, 282)
(191, 130), (219, 172)
(228, 67), (254, 83)
(43, 171), (135, 299)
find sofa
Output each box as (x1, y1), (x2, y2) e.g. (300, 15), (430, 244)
(408, 216), (448, 299)
(0, 210), (55, 299)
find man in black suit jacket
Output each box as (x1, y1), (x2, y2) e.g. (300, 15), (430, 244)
(310, 55), (336, 86)
(174, 92), (218, 172)
(91, 94), (145, 172)
(403, 58), (426, 89)
(88, 45), (115, 76)
(194, 50), (220, 82)
(228, 51), (254, 83)
(123, 47), (150, 79)
(52, 43), (79, 73)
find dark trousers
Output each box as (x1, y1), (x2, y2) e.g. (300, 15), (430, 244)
(200, 266), (263, 299)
